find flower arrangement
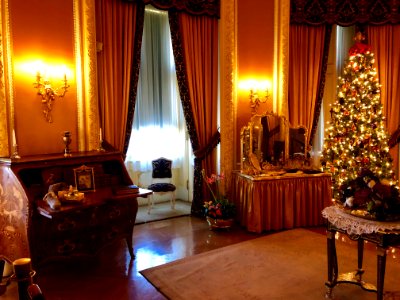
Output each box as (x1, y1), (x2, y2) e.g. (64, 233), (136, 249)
(339, 168), (400, 220)
(202, 170), (236, 220)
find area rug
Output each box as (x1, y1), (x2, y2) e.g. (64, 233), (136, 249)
(141, 228), (400, 300)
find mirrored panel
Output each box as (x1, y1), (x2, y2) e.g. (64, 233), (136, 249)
(289, 126), (307, 158)
(240, 113), (310, 174)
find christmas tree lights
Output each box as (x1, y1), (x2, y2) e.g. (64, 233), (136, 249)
(321, 32), (396, 200)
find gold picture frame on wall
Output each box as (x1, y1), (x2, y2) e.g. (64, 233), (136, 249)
(74, 165), (95, 192)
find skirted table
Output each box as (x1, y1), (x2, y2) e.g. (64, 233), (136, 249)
(231, 171), (332, 233)
(322, 205), (400, 300)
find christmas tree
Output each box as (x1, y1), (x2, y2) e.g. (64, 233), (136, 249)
(321, 32), (396, 201)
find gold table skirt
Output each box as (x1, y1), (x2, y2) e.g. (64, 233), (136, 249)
(232, 172), (332, 233)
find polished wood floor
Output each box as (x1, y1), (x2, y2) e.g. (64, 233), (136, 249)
(33, 216), (270, 300)
(6, 215), (398, 300)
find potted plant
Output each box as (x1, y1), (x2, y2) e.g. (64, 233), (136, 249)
(202, 170), (236, 229)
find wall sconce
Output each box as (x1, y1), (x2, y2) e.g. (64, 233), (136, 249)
(248, 80), (270, 115)
(239, 79), (271, 115)
(33, 71), (69, 123)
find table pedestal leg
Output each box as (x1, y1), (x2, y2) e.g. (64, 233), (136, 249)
(335, 237), (376, 293)
(377, 246), (386, 300)
(357, 238), (364, 272)
(325, 229), (338, 298)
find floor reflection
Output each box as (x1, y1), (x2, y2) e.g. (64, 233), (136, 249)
(18, 216), (391, 300)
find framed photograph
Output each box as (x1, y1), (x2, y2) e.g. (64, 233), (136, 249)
(74, 165), (95, 192)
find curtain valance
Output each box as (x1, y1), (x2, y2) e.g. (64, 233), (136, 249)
(125, 0), (220, 18)
(291, 0), (400, 26)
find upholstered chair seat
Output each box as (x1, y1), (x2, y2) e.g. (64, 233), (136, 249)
(147, 182), (176, 192)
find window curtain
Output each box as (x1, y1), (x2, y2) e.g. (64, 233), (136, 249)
(169, 11), (219, 216)
(366, 25), (400, 178)
(125, 8), (186, 173)
(288, 25), (331, 145)
(336, 26), (356, 77)
(96, 0), (144, 152)
(312, 26), (355, 160)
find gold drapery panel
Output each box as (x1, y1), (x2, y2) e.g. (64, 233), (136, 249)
(291, 0), (400, 26)
(367, 25), (400, 179)
(169, 11), (219, 216)
(288, 25), (330, 145)
(96, 0), (144, 152)
(309, 26), (331, 146)
(232, 172), (332, 233)
(124, 5), (145, 155)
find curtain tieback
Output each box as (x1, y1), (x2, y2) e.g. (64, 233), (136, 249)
(388, 125), (400, 148)
(193, 130), (220, 160)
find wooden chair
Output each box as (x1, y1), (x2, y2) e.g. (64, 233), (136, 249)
(147, 157), (176, 213)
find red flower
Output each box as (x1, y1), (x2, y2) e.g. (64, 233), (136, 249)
(372, 183), (391, 200)
(202, 170), (236, 219)
(353, 188), (371, 206)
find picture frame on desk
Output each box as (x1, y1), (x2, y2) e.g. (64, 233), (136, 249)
(74, 165), (95, 192)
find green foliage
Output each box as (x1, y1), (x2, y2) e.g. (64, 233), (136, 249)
(321, 43), (396, 199)
(202, 169), (236, 219)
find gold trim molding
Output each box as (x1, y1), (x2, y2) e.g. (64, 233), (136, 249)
(74, 0), (99, 151)
(274, 0), (290, 119)
(0, 0), (12, 158)
(220, 0), (237, 195)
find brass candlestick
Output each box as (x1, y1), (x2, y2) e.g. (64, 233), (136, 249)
(63, 131), (72, 157)
(97, 139), (105, 152)
(11, 144), (21, 160)
(97, 128), (105, 152)
(10, 129), (21, 159)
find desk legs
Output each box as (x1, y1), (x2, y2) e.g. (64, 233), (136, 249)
(126, 236), (134, 259)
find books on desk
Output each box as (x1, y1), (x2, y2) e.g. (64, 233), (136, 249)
(113, 184), (140, 195)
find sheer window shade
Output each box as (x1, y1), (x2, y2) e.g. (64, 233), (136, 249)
(126, 7), (186, 172)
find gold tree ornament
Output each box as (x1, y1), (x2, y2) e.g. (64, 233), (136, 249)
(353, 31), (365, 43)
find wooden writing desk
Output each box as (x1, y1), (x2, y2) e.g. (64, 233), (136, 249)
(0, 150), (151, 267)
